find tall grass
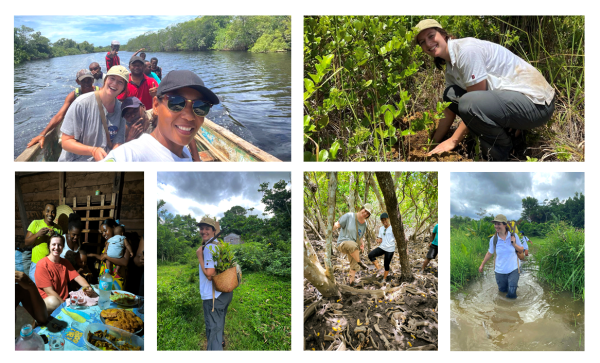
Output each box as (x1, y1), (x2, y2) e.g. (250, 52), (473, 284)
(450, 227), (490, 291)
(535, 223), (584, 300)
(157, 264), (291, 350)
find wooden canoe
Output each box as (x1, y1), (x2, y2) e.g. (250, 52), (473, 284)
(15, 118), (282, 162)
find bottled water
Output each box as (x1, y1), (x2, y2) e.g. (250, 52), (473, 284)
(99, 270), (113, 309)
(15, 324), (44, 350)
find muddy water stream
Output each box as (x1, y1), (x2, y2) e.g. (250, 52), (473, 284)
(451, 257), (584, 351)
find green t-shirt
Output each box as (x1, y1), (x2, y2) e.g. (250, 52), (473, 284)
(28, 220), (63, 263)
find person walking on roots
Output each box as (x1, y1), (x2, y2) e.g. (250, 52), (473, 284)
(478, 214), (524, 299)
(333, 203), (373, 286)
(367, 213), (396, 281)
(421, 223), (438, 273)
(414, 19), (556, 161)
(196, 216), (232, 350)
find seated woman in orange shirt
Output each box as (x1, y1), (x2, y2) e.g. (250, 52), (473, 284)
(34, 234), (97, 313)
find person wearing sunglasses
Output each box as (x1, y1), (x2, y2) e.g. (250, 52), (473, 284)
(102, 70), (219, 161)
(367, 213), (396, 282)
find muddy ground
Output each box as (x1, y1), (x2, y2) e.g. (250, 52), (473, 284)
(386, 112), (530, 162)
(304, 230), (438, 351)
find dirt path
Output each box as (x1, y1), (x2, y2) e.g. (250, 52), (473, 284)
(304, 231), (438, 351)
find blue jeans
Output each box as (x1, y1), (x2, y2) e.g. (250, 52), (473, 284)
(29, 261), (37, 284)
(495, 269), (520, 298)
(15, 250), (32, 274)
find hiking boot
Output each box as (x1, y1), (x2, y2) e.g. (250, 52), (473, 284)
(349, 280), (357, 287)
(384, 275), (391, 282)
(357, 261), (368, 270)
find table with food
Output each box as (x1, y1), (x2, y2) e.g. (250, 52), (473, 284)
(33, 289), (144, 351)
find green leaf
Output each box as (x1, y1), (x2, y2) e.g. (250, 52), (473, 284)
(318, 149), (329, 162)
(304, 151), (316, 162)
(384, 110), (393, 126)
(329, 140), (341, 159)
(304, 78), (315, 93)
(315, 115), (330, 130)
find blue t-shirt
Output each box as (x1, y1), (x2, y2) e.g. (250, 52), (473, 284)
(489, 232), (523, 274)
(432, 224), (438, 246)
(521, 235), (529, 250)
(149, 72), (161, 84)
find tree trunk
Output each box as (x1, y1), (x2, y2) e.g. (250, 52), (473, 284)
(375, 172), (413, 283)
(363, 172), (372, 253)
(304, 215), (323, 240)
(348, 172), (356, 213)
(304, 230), (339, 298)
(370, 174), (386, 212)
(353, 172), (360, 210)
(304, 173), (326, 236)
(324, 172), (338, 278)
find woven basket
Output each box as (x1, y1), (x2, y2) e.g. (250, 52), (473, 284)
(213, 266), (239, 293)
(54, 205), (74, 232)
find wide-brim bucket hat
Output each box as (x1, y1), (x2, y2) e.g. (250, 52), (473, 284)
(197, 216), (221, 235)
(54, 204), (74, 232)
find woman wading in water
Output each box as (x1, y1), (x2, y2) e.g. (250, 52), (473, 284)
(414, 19), (555, 160)
(479, 214), (524, 298)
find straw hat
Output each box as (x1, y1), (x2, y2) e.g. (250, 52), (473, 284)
(197, 216), (221, 235)
(54, 204), (74, 232)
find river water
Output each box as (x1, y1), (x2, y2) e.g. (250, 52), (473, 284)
(14, 51), (291, 161)
(451, 256), (584, 351)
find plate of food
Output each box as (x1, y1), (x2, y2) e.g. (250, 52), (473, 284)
(110, 291), (138, 306)
(99, 309), (144, 334)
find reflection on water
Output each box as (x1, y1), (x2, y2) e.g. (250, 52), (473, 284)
(14, 51), (291, 160)
(451, 258), (584, 351)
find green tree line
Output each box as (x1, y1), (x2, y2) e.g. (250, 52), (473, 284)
(450, 192), (584, 235)
(125, 16), (291, 53)
(14, 25), (111, 65)
(157, 180), (291, 277)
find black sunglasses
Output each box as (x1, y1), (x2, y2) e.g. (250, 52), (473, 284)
(160, 94), (213, 117)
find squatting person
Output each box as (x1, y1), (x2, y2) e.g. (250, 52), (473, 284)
(333, 203), (372, 286)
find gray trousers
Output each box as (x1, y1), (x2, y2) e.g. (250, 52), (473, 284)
(495, 268), (520, 299)
(202, 291), (233, 350)
(443, 85), (555, 160)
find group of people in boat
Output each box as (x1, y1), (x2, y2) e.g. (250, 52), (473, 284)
(27, 40), (219, 162)
(15, 204), (145, 328)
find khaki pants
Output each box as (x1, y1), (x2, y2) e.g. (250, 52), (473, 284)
(338, 240), (360, 271)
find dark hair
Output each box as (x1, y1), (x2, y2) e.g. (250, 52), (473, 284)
(428, 28), (456, 70)
(102, 219), (119, 228)
(44, 202), (57, 210)
(151, 57), (158, 62)
(49, 233), (65, 246)
(140, 52), (146, 56)
(68, 213), (83, 231)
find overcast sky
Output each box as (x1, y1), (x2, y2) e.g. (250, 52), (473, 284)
(451, 172), (584, 220)
(15, 16), (198, 45)
(157, 172), (290, 221)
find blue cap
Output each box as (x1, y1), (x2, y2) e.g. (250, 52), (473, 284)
(121, 97), (143, 116)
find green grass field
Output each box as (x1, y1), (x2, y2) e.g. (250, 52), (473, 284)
(157, 264), (291, 350)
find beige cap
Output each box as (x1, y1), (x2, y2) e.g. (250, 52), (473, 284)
(362, 203), (374, 215)
(106, 65), (130, 83)
(414, 19), (443, 45)
(492, 214), (508, 224)
(197, 216), (221, 235)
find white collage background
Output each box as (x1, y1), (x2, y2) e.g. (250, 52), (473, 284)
(6, 1), (592, 361)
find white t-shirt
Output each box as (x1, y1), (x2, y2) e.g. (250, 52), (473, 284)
(378, 225), (396, 253)
(199, 242), (221, 301)
(102, 133), (193, 162)
(60, 234), (80, 258)
(445, 38), (555, 105)
(488, 232), (523, 274)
